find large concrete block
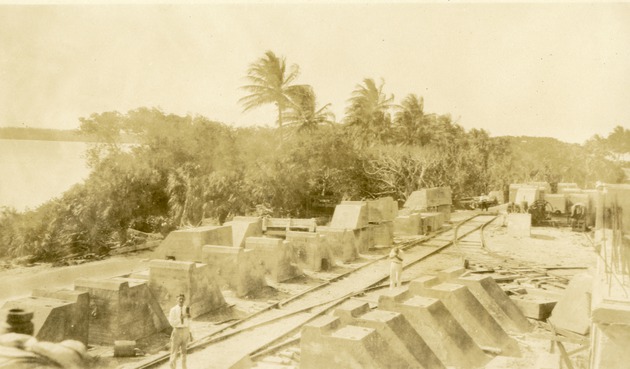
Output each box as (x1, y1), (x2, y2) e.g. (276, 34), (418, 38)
(148, 260), (226, 318)
(421, 212), (443, 233)
(1, 289), (89, 344)
(286, 231), (335, 271)
(353, 227), (371, 253)
(515, 187), (540, 207)
(455, 274), (532, 333)
(334, 301), (446, 369)
(393, 213), (422, 236)
(330, 203), (368, 229)
(557, 183), (579, 193)
(510, 295), (557, 320)
(201, 246), (266, 297)
(341, 197), (398, 223)
(545, 194), (567, 214)
(74, 278), (170, 345)
(411, 282), (520, 357)
(436, 204), (451, 221)
(378, 289), (488, 368)
(245, 237), (303, 282)
(317, 227), (358, 263)
(548, 273), (592, 335)
(153, 225), (233, 262)
(368, 222), (393, 249)
(224, 217), (262, 248)
(507, 213), (531, 237)
(404, 187), (452, 210)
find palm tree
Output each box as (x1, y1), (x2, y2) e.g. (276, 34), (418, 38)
(239, 51), (306, 140)
(284, 85), (335, 132)
(345, 78), (394, 144)
(393, 94), (431, 146)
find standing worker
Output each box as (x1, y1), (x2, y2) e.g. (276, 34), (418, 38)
(389, 246), (404, 289)
(169, 294), (191, 369)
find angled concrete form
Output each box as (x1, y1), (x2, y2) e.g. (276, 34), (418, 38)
(1, 289), (89, 344)
(455, 274), (532, 333)
(201, 246), (266, 297)
(341, 197), (398, 224)
(224, 216), (263, 248)
(548, 273), (592, 335)
(286, 231), (335, 271)
(148, 260), (226, 318)
(404, 187), (452, 210)
(378, 289), (489, 368)
(316, 226), (359, 263)
(153, 225), (233, 262)
(330, 203), (368, 229)
(334, 300), (446, 369)
(74, 278), (170, 345)
(410, 282), (521, 356)
(437, 267), (466, 282)
(301, 317), (409, 369)
(245, 237), (303, 282)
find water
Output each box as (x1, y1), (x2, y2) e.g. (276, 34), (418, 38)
(0, 139), (91, 211)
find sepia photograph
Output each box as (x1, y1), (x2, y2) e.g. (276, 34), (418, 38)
(1, 1), (629, 368)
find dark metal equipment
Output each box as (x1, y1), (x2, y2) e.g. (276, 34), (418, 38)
(528, 199), (554, 226)
(570, 203), (588, 232)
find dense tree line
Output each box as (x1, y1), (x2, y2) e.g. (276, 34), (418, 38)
(0, 51), (626, 263)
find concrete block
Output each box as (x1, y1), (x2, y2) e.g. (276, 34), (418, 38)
(201, 246), (266, 297)
(507, 213), (531, 237)
(409, 276), (440, 290)
(515, 187), (539, 207)
(353, 227), (370, 253)
(317, 227), (358, 262)
(153, 225), (233, 262)
(333, 300), (371, 325)
(224, 217), (262, 248)
(436, 204), (451, 221)
(286, 231), (335, 271)
(421, 212), (444, 233)
(404, 187), (452, 210)
(330, 203), (368, 229)
(393, 213), (422, 236)
(148, 260), (226, 318)
(378, 292), (488, 368)
(354, 309), (446, 369)
(510, 295), (557, 320)
(412, 282), (520, 356)
(456, 274), (532, 333)
(557, 183), (579, 193)
(1, 289), (89, 344)
(545, 194), (567, 214)
(368, 222), (393, 248)
(591, 319), (630, 369)
(245, 237), (303, 282)
(548, 273), (592, 335)
(74, 278), (170, 345)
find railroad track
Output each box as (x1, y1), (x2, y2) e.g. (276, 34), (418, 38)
(129, 213), (498, 369)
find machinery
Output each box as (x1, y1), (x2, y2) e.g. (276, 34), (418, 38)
(528, 199), (554, 226)
(570, 203), (588, 231)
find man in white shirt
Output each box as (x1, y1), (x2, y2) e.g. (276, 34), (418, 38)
(389, 246), (404, 289)
(168, 294), (191, 369)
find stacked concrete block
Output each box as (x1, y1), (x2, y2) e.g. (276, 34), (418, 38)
(286, 231), (335, 271)
(378, 288), (489, 368)
(153, 225), (233, 262)
(201, 246), (266, 297)
(421, 212), (445, 233)
(245, 237), (303, 282)
(333, 300), (446, 369)
(509, 183), (547, 204)
(148, 260), (226, 318)
(300, 315), (410, 369)
(74, 278), (170, 345)
(224, 216), (263, 248)
(316, 226), (359, 263)
(1, 289), (89, 344)
(409, 280), (521, 356)
(393, 212), (423, 236)
(403, 187), (452, 221)
(330, 202), (371, 252)
(514, 187), (540, 208)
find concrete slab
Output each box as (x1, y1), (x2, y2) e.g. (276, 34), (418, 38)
(411, 282), (520, 356)
(148, 260), (226, 318)
(201, 246), (267, 297)
(316, 227), (358, 263)
(74, 278), (170, 345)
(378, 291), (488, 368)
(1, 289), (89, 344)
(153, 225), (233, 262)
(245, 237), (303, 282)
(330, 203), (368, 229)
(455, 274), (532, 333)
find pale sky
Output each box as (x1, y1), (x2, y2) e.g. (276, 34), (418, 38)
(1, 2), (629, 143)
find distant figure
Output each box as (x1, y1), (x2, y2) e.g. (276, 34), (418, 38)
(169, 294), (191, 369)
(389, 246), (404, 289)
